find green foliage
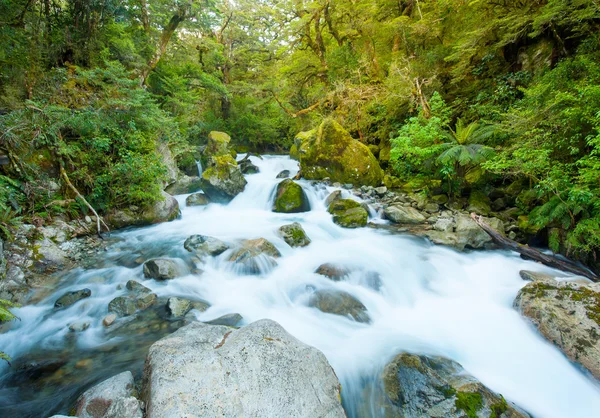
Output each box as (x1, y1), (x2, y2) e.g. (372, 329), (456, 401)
(455, 391), (483, 418)
(0, 298), (18, 363)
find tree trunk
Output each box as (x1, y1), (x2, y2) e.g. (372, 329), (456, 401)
(139, 0), (150, 34)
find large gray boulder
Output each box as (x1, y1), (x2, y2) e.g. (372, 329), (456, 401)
(142, 319), (345, 418)
(309, 289), (370, 323)
(165, 175), (203, 195)
(184, 235), (229, 258)
(74, 371), (142, 418)
(514, 275), (600, 380)
(384, 204), (426, 224)
(143, 259), (186, 280)
(200, 155), (247, 203)
(107, 191), (180, 229)
(382, 353), (529, 418)
(185, 192), (210, 207)
(426, 214), (505, 251)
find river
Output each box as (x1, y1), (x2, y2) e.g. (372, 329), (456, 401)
(1, 155), (600, 417)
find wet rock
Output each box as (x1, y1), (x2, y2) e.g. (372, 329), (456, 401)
(143, 259), (185, 280)
(108, 296), (137, 317)
(238, 157), (260, 174)
(166, 297), (192, 318)
(514, 277), (600, 380)
(74, 371), (141, 418)
(328, 199), (368, 228)
(434, 217), (455, 232)
(315, 263), (351, 281)
(278, 222), (311, 248)
(382, 353), (529, 418)
(184, 235), (229, 257)
(296, 119), (383, 186)
(165, 175), (203, 195)
(228, 238), (281, 274)
(324, 190), (342, 207)
(375, 186), (388, 196)
(454, 214), (504, 249)
(142, 319), (345, 418)
(384, 205), (426, 224)
(106, 191), (180, 229)
(54, 288), (91, 309)
(200, 155), (247, 203)
(68, 320), (91, 332)
(126, 280), (152, 293)
(185, 192), (210, 207)
(103, 314), (117, 327)
(519, 270), (557, 283)
(105, 396), (143, 418)
(309, 289), (370, 323)
(276, 169), (290, 179)
(204, 313), (243, 327)
(272, 179), (310, 213)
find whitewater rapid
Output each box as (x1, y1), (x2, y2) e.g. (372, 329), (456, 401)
(1, 155), (600, 417)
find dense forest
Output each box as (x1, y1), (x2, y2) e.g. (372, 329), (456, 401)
(1, 0), (600, 270)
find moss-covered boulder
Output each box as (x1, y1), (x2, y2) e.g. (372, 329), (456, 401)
(296, 119), (383, 186)
(328, 199), (368, 228)
(277, 222), (311, 247)
(272, 179), (310, 213)
(382, 353), (529, 418)
(289, 144), (300, 161)
(467, 190), (492, 216)
(200, 155), (247, 203)
(204, 131), (231, 158)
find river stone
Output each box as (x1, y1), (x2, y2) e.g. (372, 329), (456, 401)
(103, 314), (117, 327)
(324, 190), (342, 207)
(68, 320), (91, 332)
(272, 179), (310, 213)
(108, 296), (137, 317)
(204, 313), (243, 327)
(238, 157), (260, 174)
(54, 288), (91, 309)
(434, 217), (455, 232)
(278, 222), (311, 247)
(166, 297), (192, 318)
(315, 263), (352, 281)
(186, 192), (210, 207)
(106, 191), (180, 229)
(328, 199), (368, 228)
(309, 289), (370, 323)
(74, 371), (141, 418)
(514, 278), (600, 380)
(228, 238), (281, 274)
(467, 190), (492, 215)
(519, 270), (557, 283)
(296, 119), (383, 186)
(141, 319), (345, 418)
(184, 235), (229, 257)
(382, 353), (529, 418)
(200, 155), (247, 203)
(276, 169), (290, 179)
(384, 204), (426, 224)
(165, 175), (203, 195)
(143, 259), (185, 280)
(454, 214), (504, 249)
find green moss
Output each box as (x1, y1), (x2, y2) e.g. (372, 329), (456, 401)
(273, 179), (310, 213)
(328, 199), (367, 228)
(455, 392), (483, 418)
(490, 395), (508, 418)
(290, 144), (299, 160)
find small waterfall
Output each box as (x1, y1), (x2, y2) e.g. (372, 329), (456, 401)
(196, 160), (203, 177)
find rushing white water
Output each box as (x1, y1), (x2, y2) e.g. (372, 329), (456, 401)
(2, 155), (600, 417)
(196, 159), (203, 177)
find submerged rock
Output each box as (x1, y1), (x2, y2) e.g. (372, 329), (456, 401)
(384, 204), (426, 224)
(309, 289), (370, 323)
(515, 276), (600, 380)
(54, 288), (91, 309)
(382, 353), (529, 418)
(185, 192), (210, 207)
(228, 238), (281, 274)
(278, 222), (311, 248)
(296, 119), (383, 186)
(238, 157), (260, 174)
(184, 235), (229, 258)
(143, 259), (186, 280)
(204, 313), (243, 327)
(276, 169), (290, 179)
(200, 155), (247, 203)
(272, 179), (310, 213)
(141, 319), (345, 418)
(328, 199), (368, 228)
(74, 371), (142, 418)
(315, 263), (351, 281)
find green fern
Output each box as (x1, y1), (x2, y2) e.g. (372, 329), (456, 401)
(0, 298), (19, 363)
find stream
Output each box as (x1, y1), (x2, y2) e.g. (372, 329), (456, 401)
(1, 155), (600, 417)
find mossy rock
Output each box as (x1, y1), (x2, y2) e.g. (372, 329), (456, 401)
(467, 190), (491, 215)
(177, 152), (200, 177)
(289, 144), (300, 161)
(200, 155), (247, 203)
(277, 222), (311, 247)
(272, 179), (310, 213)
(206, 131), (231, 155)
(328, 199), (368, 228)
(298, 119), (383, 186)
(517, 215), (541, 235)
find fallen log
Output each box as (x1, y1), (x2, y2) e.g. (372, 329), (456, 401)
(470, 213), (598, 282)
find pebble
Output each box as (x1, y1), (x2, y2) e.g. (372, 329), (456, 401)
(103, 314), (117, 327)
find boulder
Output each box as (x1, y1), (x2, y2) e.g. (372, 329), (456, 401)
(382, 353), (529, 418)
(54, 288), (91, 309)
(296, 119), (383, 186)
(454, 214), (504, 249)
(199, 155), (247, 203)
(165, 175), (203, 195)
(107, 191), (180, 229)
(108, 292), (157, 318)
(166, 297), (192, 318)
(203, 131), (232, 164)
(238, 157), (260, 174)
(141, 319), (345, 418)
(228, 238), (281, 274)
(308, 289), (370, 323)
(384, 205), (426, 224)
(143, 259), (186, 280)
(315, 263), (351, 281)
(157, 142), (179, 189)
(467, 190), (492, 216)
(434, 217), (455, 232)
(184, 235), (229, 258)
(185, 192), (210, 207)
(328, 199), (368, 228)
(276, 170), (290, 179)
(289, 144), (300, 160)
(514, 277), (600, 380)
(204, 313), (243, 327)
(272, 179), (310, 213)
(103, 314), (117, 327)
(74, 371), (142, 418)
(278, 222), (311, 248)
(324, 190), (342, 207)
